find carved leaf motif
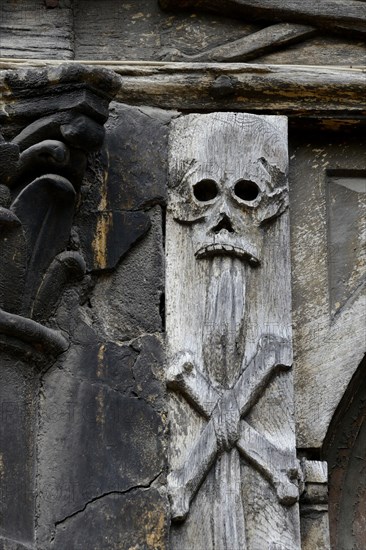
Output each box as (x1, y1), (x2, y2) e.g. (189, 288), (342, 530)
(11, 174), (76, 316)
(31, 251), (86, 323)
(0, 207), (26, 314)
(0, 308), (68, 355)
(11, 139), (86, 192)
(0, 141), (20, 186)
(12, 112), (105, 153)
(15, 140), (70, 187)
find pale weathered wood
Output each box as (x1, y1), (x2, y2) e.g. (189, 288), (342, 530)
(166, 112), (300, 549)
(300, 460), (330, 550)
(160, 0), (366, 36)
(1, 61), (365, 118)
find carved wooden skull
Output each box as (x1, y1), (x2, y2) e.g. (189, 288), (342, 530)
(168, 113), (289, 266)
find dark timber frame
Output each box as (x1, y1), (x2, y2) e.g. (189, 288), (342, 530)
(1, 60), (366, 124)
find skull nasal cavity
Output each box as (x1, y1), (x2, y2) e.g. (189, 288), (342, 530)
(234, 179), (260, 201)
(213, 214), (234, 234)
(193, 179), (218, 202)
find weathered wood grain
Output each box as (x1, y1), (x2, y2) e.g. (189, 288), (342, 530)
(160, 0), (366, 36)
(300, 460), (330, 550)
(1, 61), (365, 118)
(166, 112), (300, 549)
(257, 36), (366, 66)
(112, 63), (366, 117)
(290, 138), (366, 448)
(0, 0), (74, 60)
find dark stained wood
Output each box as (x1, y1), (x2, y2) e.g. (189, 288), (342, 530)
(0, 64), (119, 549)
(1, 61), (365, 119)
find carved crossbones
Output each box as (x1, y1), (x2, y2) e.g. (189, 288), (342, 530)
(167, 335), (299, 521)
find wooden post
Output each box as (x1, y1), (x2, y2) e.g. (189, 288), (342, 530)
(166, 112), (301, 549)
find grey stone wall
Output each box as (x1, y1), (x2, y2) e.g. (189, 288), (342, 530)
(34, 103), (178, 549)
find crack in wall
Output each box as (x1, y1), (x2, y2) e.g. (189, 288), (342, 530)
(53, 469), (163, 530)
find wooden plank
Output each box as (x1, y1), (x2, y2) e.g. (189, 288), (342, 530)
(164, 23), (316, 62)
(106, 63), (366, 118)
(160, 0), (366, 36)
(0, 0), (74, 60)
(0, 61), (365, 118)
(166, 112), (300, 549)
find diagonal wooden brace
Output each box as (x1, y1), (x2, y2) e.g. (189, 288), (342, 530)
(237, 421), (299, 506)
(167, 335), (294, 520)
(232, 334), (292, 415)
(168, 417), (219, 521)
(167, 350), (221, 418)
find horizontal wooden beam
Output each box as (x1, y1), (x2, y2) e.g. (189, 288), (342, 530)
(160, 0), (366, 36)
(0, 60), (365, 119)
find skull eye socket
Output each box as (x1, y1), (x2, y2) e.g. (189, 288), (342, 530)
(234, 180), (260, 201)
(193, 179), (218, 202)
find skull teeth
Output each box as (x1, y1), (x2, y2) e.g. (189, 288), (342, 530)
(195, 244), (259, 266)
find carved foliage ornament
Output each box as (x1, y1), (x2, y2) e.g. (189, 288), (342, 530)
(0, 66), (118, 357)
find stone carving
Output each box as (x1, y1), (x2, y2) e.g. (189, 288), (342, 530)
(166, 113), (301, 549)
(0, 127), (97, 349)
(0, 65), (118, 547)
(0, 65), (119, 346)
